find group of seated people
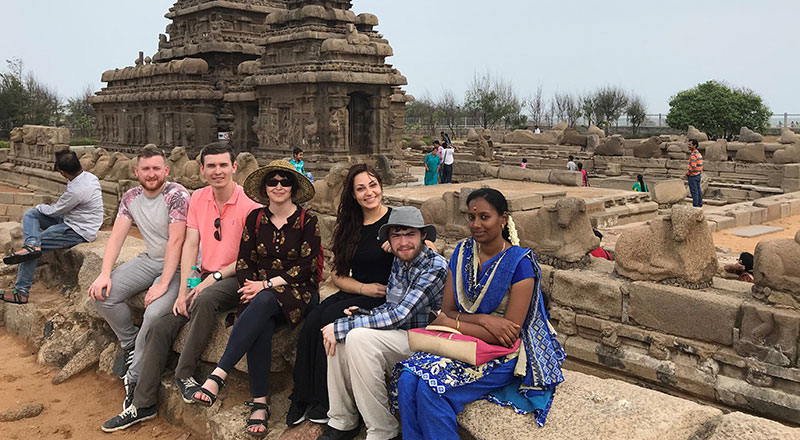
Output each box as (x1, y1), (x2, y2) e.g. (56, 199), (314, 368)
(2, 143), (566, 439)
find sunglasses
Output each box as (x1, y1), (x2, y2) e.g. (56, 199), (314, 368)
(265, 178), (293, 188)
(214, 217), (221, 241)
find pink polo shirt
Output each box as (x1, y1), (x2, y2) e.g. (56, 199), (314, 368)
(186, 184), (261, 274)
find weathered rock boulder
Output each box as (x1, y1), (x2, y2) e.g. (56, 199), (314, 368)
(409, 135), (426, 149)
(0, 222), (23, 255)
(633, 137), (662, 158)
(586, 134), (600, 151)
(595, 135), (624, 156)
(707, 412), (800, 440)
(514, 197), (599, 266)
(773, 144), (800, 164)
(704, 139), (728, 161)
(687, 125), (709, 142)
(735, 143), (766, 163)
(753, 229), (800, 296)
(530, 131), (562, 144)
(233, 152), (260, 186)
(561, 128), (587, 147)
(503, 129), (536, 144)
(779, 127), (800, 144)
(606, 163), (622, 176)
(553, 120), (568, 131)
(309, 164), (349, 215)
(587, 124), (606, 138)
(739, 126), (763, 143)
(615, 205), (717, 286)
(466, 128), (480, 142)
(548, 170), (582, 186)
(107, 152), (136, 181)
(651, 180), (688, 205)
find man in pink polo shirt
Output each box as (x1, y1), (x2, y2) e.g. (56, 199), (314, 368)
(102, 142), (260, 432)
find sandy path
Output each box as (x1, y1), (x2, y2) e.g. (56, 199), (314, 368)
(0, 329), (190, 440)
(713, 215), (800, 254)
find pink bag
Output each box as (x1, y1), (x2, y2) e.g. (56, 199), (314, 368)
(408, 325), (521, 366)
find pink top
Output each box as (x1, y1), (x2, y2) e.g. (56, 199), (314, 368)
(186, 184), (260, 273)
(520, 163), (527, 168)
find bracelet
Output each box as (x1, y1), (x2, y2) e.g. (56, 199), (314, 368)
(456, 312), (462, 330)
(359, 283), (364, 295)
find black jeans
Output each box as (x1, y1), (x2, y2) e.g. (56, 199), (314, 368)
(290, 291), (385, 409)
(218, 290), (284, 398)
(442, 163), (453, 183)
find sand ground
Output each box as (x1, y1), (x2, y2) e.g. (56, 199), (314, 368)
(712, 215), (800, 254)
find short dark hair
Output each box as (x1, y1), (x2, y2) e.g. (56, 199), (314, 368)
(55, 150), (82, 175)
(388, 225), (425, 239)
(200, 142), (235, 166)
(522, 158), (527, 163)
(293, 147), (303, 156)
(569, 155), (574, 160)
(137, 144), (166, 161)
(690, 139), (699, 148)
(433, 140), (440, 145)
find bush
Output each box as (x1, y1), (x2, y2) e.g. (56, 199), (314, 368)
(69, 137), (96, 146)
(0, 141), (9, 148)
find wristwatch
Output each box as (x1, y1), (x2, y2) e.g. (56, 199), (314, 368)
(267, 279), (273, 289)
(212, 271), (223, 282)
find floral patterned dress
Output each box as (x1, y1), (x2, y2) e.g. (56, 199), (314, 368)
(236, 206), (321, 325)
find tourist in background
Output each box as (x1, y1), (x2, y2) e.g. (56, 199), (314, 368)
(290, 147), (314, 182)
(687, 140), (703, 207)
(423, 145), (441, 186)
(534, 125), (541, 134)
(192, 160), (319, 437)
(521, 158), (528, 168)
(566, 155), (577, 171)
(578, 162), (588, 187)
(589, 229), (613, 261)
(440, 131), (451, 147)
(724, 252), (754, 283)
(89, 145), (189, 411)
(394, 188), (565, 439)
(2, 150), (103, 304)
(286, 164), (394, 427)
(441, 142), (456, 183)
(435, 140), (444, 183)
(632, 174), (648, 192)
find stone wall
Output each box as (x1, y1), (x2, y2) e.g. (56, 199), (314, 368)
(0, 192), (53, 222)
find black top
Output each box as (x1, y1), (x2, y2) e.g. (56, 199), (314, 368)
(350, 207), (394, 285)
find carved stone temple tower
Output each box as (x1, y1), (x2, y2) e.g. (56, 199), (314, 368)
(90, 0), (412, 167)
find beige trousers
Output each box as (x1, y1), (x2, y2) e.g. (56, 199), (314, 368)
(327, 328), (410, 440)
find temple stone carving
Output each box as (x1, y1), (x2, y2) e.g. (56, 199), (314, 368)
(6, 125), (70, 169)
(91, 0), (411, 167)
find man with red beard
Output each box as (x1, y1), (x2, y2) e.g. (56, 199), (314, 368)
(89, 144), (190, 412)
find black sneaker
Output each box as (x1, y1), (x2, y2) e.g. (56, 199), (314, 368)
(286, 399), (307, 426)
(113, 345), (135, 379)
(316, 426), (361, 440)
(307, 403), (329, 424)
(175, 376), (200, 404)
(122, 376), (136, 411)
(101, 405), (157, 432)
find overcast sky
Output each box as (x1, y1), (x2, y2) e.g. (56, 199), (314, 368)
(2, 1), (798, 114)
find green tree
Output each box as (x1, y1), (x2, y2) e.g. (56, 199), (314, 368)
(626, 94), (648, 134)
(0, 58), (61, 138)
(464, 71), (522, 129)
(65, 85), (96, 138)
(405, 96), (442, 137)
(666, 80), (771, 139)
(435, 89), (464, 137)
(594, 86), (629, 133)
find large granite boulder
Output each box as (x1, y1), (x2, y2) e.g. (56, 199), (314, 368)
(586, 134), (600, 151)
(633, 137), (663, 158)
(531, 131), (562, 144)
(704, 139), (728, 161)
(735, 143), (766, 163)
(0, 222), (23, 255)
(753, 229), (800, 296)
(595, 135), (624, 156)
(739, 126), (763, 143)
(514, 197), (599, 266)
(615, 205), (717, 286)
(587, 124), (606, 138)
(773, 144), (800, 164)
(503, 129), (536, 144)
(561, 128), (587, 147)
(779, 127), (800, 144)
(687, 125), (709, 142)
(651, 180), (688, 205)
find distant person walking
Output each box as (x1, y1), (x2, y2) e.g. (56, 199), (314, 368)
(534, 125), (541, 134)
(440, 131), (451, 147)
(578, 162), (588, 187)
(632, 174), (648, 192)
(441, 142), (455, 183)
(566, 155), (577, 171)
(423, 145), (441, 186)
(687, 140), (703, 207)
(520, 158), (528, 168)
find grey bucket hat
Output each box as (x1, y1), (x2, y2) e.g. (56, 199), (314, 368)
(378, 206), (437, 242)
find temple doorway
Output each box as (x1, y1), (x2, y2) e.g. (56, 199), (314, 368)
(348, 92), (371, 155)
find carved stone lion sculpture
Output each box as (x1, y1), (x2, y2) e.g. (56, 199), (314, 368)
(107, 152), (136, 181)
(514, 197), (600, 267)
(753, 229), (800, 299)
(615, 205), (717, 287)
(92, 151), (118, 180)
(79, 148), (108, 172)
(309, 164), (349, 216)
(167, 146), (204, 189)
(234, 152), (260, 186)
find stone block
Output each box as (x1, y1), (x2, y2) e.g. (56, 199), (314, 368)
(651, 179), (688, 205)
(748, 207), (767, 225)
(12, 193), (33, 205)
(754, 200), (782, 221)
(735, 302), (800, 366)
(626, 282), (742, 345)
(782, 178), (800, 193)
(548, 170), (581, 186)
(498, 166), (532, 181)
(784, 164), (800, 179)
(0, 193), (14, 204)
(716, 376), (800, 425)
(781, 202), (791, 218)
(453, 161), (483, 176)
(606, 163), (622, 176)
(551, 270), (624, 319)
(705, 214), (736, 231)
(507, 194), (543, 212)
(726, 209), (753, 227)
(6, 205), (23, 219)
(708, 412), (800, 440)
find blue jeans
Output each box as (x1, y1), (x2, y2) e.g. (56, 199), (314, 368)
(688, 174), (703, 207)
(14, 209), (85, 296)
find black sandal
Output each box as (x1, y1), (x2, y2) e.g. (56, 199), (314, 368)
(191, 374), (226, 407)
(0, 289), (28, 304)
(244, 401), (269, 438)
(3, 245), (42, 265)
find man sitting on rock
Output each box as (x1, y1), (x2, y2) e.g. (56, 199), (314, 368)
(318, 206), (448, 440)
(101, 142), (260, 432)
(88, 145), (190, 412)
(2, 150), (103, 304)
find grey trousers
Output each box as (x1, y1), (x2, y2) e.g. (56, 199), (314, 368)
(93, 253), (181, 382)
(132, 276), (240, 408)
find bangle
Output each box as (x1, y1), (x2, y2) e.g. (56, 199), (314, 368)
(456, 312), (461, 330)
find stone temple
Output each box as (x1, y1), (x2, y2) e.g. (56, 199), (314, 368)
(89, 0), (412, 166)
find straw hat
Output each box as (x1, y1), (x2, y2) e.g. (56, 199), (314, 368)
(243, 159), (315, 205)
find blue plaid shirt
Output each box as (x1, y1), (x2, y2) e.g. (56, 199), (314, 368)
(333, 245), (448, 342)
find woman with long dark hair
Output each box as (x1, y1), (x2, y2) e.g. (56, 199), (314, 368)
(286, 164), (394, 426)
(633, 174), (648, 192)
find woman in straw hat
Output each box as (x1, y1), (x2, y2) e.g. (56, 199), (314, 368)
(192, 160), (320, 438)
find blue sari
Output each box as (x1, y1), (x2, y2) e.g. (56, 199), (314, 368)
(394, 238), (565, 427)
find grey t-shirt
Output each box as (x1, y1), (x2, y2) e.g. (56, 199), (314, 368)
(117, 182), (190, 260)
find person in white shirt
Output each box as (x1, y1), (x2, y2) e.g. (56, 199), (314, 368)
(534, 125), (541, 134)
(2, 150), (103, 304)
(441, 144), (456, 183)
(566, 155), (577, 171)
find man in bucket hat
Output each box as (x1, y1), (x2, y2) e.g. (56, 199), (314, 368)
(318, 206), (448, 440)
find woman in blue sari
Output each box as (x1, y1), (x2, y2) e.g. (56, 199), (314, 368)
(395, 188), (565, 439)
